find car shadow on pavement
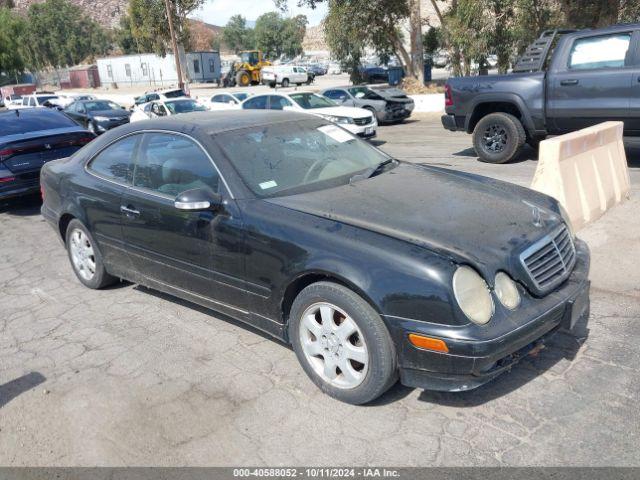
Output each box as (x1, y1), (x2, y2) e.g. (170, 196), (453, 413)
(0, 194), (42, 216)
(417, 316), (590, 408)
(0, 372), (47, 409)
(452, 145), (539, 164)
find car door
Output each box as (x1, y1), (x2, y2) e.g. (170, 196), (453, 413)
(120, 131), (247, 313)
(84, 134), (140, 271)
(547, 30), (634, 133)
(627, 30), (640, 133)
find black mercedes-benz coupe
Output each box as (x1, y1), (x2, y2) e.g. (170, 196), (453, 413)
(1, 108), (94, 201)
(40, 111), (590, 404)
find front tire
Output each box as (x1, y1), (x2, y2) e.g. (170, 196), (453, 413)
(65, 219), (116, 289)
(281, 78), (290, 88)
(289, 282), (397, 404)
(472, 112), (526, 164)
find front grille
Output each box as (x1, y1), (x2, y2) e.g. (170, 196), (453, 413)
(520, 225), (576, 291)
(353, 116), (371, 126)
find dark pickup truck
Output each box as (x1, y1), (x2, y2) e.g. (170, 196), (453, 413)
(442, 23), (640, 163)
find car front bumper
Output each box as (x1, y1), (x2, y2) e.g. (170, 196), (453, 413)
(386, 239), (591, 392)
(342, 121), (377, 139)
(378, 105), (413, 123)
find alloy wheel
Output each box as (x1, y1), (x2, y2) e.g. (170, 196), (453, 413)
(299, 302), (369, 389)
(483, 124), (508, 153)
(69, 228), (96, 281)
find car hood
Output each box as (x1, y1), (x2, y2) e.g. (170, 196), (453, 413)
(267, 163), (562, 280)
(374, 88), (414, 105)
(309, 106), (374, 119)
(90, 109), (130, 119)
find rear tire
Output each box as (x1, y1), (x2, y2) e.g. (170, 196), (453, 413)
(289, 281), (397, 405)
(472, 112), (526, 164)
(65, 219), (116, 289)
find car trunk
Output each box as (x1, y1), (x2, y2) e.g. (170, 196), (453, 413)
(0, 131), (93, 176)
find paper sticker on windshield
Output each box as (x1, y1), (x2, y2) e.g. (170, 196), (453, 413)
(259, 180), (278, 190)
(318, 124), (353, 143)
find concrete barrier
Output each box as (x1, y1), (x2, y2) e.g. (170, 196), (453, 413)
(531, 121), (630, 230)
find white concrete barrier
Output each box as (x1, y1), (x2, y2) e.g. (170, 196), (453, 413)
(531, 121), (631, 230)
(408, 93), (445, 113)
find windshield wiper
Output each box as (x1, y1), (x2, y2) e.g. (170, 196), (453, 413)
(349, 159), (395, 184)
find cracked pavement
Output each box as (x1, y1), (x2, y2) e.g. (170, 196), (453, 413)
(0, 115), (638, 466)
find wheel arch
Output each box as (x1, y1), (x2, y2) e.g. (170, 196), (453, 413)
(280, 269), (382, 330)
(58, 213), (76, 243)
(466, 95), (534, 135)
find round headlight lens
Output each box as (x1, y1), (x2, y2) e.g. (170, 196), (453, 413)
(494, 272), (521, 310)
(452, 266), (494, 325)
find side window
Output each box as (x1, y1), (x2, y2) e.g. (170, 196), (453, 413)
(133, 133), (220, 197)
(325, 90), (347, 101)
(269, 96), (292, 110)
(212, 95), (227, 103)
(242, 96), (268, 110)
(88, 135), (138, 184)
(77, 103), (86, 114)
(22, 97), (29, 106)
(568, 33), (632, 70)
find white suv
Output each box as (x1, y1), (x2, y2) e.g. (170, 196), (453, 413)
(261, 65), (310, 88)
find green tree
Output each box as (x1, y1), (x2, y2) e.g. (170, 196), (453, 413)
(323, 0), (411, 81)
(127, 0), (205, 56)
(0, 7), (26, 78)
(222, 14), (254, 53)
(281, 15), (307, 58)
(254, 12), (284, 58)
(21, 0), (111, 69)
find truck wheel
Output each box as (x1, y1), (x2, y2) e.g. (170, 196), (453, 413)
(235, 70), (251, 87)
(282, 78), (290, 88)
(289, 281), (397, 405)
(472, 112), (526, 164)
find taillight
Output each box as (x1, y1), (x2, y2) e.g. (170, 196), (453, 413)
(0, 148), (15, 160)
(444, 84), (453, 107)
(0, 175), (16, 183)
(76, 136), (94, 145)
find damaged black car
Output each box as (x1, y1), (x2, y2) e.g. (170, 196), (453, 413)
(40, 111), (590, 404)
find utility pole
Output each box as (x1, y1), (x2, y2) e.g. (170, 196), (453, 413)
(164, 0), (184, 90)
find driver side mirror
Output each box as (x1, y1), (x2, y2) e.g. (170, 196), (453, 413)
(174, 188), (223, 212)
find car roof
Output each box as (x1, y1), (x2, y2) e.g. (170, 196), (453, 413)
(564, 22), (640, 39)
(0, 108), (64, 119)
(132, 110), (317, 135)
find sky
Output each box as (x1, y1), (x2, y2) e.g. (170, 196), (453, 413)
(191, 0), (328, 27)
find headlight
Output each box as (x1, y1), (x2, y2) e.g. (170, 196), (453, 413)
(93, 116), (109, 122)
(558, 203), (574, 238)
(452, 266), (494, 325)
(322, 115), (352, 124)
(494, 272), (521, 310)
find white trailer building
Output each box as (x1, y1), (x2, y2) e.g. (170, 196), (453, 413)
(96, 52), (221, 87)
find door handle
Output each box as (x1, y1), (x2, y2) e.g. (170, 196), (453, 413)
(560, 79), (579, 86)
(120, 205), (140, 216)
